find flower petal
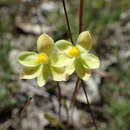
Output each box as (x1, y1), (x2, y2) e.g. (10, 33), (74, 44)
(55, 40), (72, 52)
(50, 53), (73, 67)
(37, 65), (50, 87)
(65, 61), (75, 75)
(77, 31), (92, 51)
(51, 67), (67, 81)
(20, 66), (41, 79)
(81, 53), (100, 69)
(18, 51), (39, 67)
(37, 33), (54, 55)
(75, 59), (91, 80)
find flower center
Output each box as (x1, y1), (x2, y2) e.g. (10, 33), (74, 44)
(37, 53), (48, 64)
(67, 46), (80, 57)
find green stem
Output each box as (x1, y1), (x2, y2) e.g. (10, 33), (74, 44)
(61, 0), (74, 44)
(56, 82), (62, 121)
(82, 82), (98, 130)
(79, 0), (98, 129)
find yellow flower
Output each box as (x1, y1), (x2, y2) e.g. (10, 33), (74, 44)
(18, 33), (69, 87)
(55, 31), (100, 80)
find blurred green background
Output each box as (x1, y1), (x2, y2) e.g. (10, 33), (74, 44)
(0, 0), (130, 129)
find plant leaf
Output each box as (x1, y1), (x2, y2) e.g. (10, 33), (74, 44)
(44, 113), (65, 128)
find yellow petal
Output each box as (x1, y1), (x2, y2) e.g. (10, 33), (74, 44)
(75, 59), (91, 80)
(81, 53), (100, 69)
(37, 33), (54, 55)
(55, 40), (72, 52)
(20, 66), (41, 79)
(51, 67), (67, 81)
(77, 31), (92, 51)
(65, 61), (75, 76)
(50, 53), (73, 67)
(37, 65), (50, 87)
(18, 51), (39, 67)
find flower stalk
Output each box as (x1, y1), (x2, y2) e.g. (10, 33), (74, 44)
(61, 0), (98, 129)
(79, 0), (98, 129)
(70, 0), (85, 108)
(56, 82), (62, 121)
(62, 0), (74, 44)
(82, 82), (98, 130)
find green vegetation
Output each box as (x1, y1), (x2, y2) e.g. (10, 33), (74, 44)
(102, 63), (130, 129)
(0, 17), (16, 109)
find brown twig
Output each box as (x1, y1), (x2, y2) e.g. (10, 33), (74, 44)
(70, 77), (81, 108)
(70, 0), (85, 109)
(2, 97), (32, 130)
(79, 0), (84, 33)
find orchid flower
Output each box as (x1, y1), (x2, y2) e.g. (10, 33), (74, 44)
(18, 33), (69, 87)
(55, 31), (100, 80)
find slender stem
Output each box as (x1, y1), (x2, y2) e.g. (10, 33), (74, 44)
(62, 0), (74, 44)
(70, 0), (85, 108)
(79, 0), (98, 129)
(82, 83), (98, 130)
(69, 0), (85, 109)
(70, 77), (81, 108)
(61, 0), (98, 129)
(79, 0), (84, 33)
(56, 82), (62, 121)
(65, 103), (70, 129)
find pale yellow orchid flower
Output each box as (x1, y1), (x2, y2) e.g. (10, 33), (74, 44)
(18, 33), (69, 87)
(55, 31), (100, 80)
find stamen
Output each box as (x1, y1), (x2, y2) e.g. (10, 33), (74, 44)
(67, 46), (80, 57)
(37, 53), (48, 64)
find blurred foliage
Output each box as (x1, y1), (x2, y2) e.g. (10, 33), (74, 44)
(0, 42), (17, 109)
(0, 0), (18, 5)
(47, 0), (130, 41)
(101, 63), (130, 129)
(0, 20), (12, 38)
(44, 113), (65, 129)
(0, 17), (16, 109)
